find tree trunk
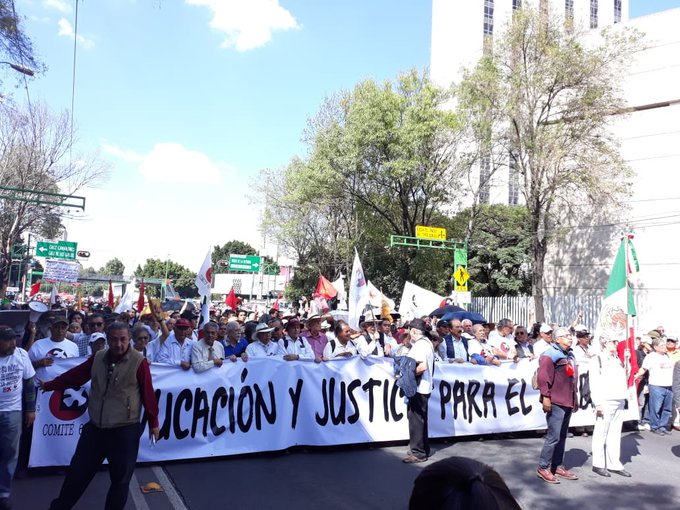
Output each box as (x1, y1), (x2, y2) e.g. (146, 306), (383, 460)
(531, 234), (547, 323)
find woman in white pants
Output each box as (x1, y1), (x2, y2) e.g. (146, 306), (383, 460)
(589, 337), (632, 477)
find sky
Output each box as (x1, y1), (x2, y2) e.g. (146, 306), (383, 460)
(4, 0), (680, 276)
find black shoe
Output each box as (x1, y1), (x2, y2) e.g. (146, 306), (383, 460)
(592, 467), (610, 477)
(0, 497), (12, 510)
(609, 469), (632, 478)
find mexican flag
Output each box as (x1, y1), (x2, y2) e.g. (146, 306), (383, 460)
(593, 235), (639, 385)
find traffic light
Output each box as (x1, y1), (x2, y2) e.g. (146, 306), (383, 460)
(77, 250), (91, 258)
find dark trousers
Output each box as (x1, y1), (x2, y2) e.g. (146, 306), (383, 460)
(49, 421), (141, 510)
(407, 393), (430, 460)
(539, 404), (572, 471)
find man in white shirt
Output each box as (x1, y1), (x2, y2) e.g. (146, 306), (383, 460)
(28, 317), (80, 381)
(461, 319), (474, 340)
(278, 319), (314, 361)
(322, 321), (358, 360)
(0, 326), (36, 509)
(467, 324), (500, 366)
(154, 318), (194, 369)
(355, 318), (386, 358)
(403, 319), (434, 464)
(487, 318), (516, 359)
(635, 337), (675, 435)
(191, 322), (225, 373)
(533, 323), (554, 358)
(245, 324), (278, 357)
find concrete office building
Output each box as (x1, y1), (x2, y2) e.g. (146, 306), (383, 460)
(431, 1), (680, 330)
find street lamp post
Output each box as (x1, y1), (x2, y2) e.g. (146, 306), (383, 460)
(0, 61), (34, 77)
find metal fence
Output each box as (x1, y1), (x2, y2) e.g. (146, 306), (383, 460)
(470, 295), (603, 330)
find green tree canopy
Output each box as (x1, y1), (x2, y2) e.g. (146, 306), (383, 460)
(99, 258), (125, 276)
(134, 258), (197, 298)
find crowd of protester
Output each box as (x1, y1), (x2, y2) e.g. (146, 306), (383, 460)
(2, 298), (680, 508)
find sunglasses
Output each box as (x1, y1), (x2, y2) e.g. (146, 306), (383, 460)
(90, 322), (105, 327)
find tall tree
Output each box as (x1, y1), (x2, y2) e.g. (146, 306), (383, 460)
(0, 101), (108, 296)
(457, 7), (641, 320)
(258, 70), (464, 299)
(0, 1), (42, 81)
(99, 258), (125, 276)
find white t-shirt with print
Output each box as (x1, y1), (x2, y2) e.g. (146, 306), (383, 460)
(0, 348), (36, 411)
(28, 337), (80, 381)
(408, 337), (435, 395)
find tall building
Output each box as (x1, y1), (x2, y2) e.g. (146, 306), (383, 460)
(431, 1), (680, 330)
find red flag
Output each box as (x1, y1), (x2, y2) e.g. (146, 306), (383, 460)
(315, 275), (337, 300)
(29, 280), (41, 297)
(225, 287), (238, 311)
(137, 280), (145, 313)
(108, 280), (114, 308)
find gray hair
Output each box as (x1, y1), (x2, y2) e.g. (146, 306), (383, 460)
(202, 321), (218, 333)
(461, 319), (473, 327)
(554, 327), (570, 339)
(497, 318), (513, 329)
(652, 337), (665, 348)
(225, 321), (241, 333)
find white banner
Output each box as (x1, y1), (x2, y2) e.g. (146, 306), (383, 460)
(43, 260), (80, 283)
(29, 357), (638, 467)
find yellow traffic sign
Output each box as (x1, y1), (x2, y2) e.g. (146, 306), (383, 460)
(454, 265), (469, 286)
(455, 284), (468, 292)
(415, 225), (447, 241)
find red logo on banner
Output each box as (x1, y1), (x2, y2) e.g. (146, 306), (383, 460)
(48, 387), (89, 421)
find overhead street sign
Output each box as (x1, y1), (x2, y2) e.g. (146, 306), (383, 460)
(228, 254), (261, 273)
(36, 240), (77, 260)
(415, 225), (447, 241)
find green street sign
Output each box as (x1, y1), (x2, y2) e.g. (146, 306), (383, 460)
(228, 254), (261, 273)
(36, 240), (78, 260)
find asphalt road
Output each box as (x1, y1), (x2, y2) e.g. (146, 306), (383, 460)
(12, 429), (680, 510)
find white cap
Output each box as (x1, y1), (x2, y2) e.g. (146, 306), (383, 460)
(89, 332), (106, 343)
(539, 323), (552, 334)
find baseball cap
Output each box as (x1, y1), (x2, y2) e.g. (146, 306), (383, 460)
(89, 332), (107, 343)
(539, 323), (552, 334)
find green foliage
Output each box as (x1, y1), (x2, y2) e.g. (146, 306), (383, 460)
(134, 258), (197, 298)
(260, 69), (463, 302)
(99, 257), (125, 276)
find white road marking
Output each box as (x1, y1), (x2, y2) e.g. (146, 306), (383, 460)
(129, 471), (151, 510)
(152, 465), (189, 510)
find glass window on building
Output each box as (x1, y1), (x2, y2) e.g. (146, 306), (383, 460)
(565, 0), (574, 23)
(614, 0), (622, 23)
(512, 0), (522, 9)
(483, 0), (494, 36)
(590, 0), (598, 28)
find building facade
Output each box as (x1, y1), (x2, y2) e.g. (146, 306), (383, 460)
(431, 1), (680, 331)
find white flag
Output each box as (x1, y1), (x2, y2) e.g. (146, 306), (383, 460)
(398, 281), (445, 321)
(115, 279), (135, 313)
(195, 248), (213, 297)
(348, 250), (368, 330)
(166, 282), (180, 300)
(332, 276), (347, 310)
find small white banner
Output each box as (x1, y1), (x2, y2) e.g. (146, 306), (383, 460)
(43, 260), (80, 283)
(29, 357), (637, 467)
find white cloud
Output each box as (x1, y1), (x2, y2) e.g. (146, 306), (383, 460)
(186, 0), (300, 51)
(57, 17), (95, 49)
(103, 142), (229, 184)
(43, 0), (72, 13)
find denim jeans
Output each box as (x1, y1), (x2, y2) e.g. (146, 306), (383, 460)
(539, 404), (572, 471)
(648, 384), (673, 431)
(0, 411), (22, 499)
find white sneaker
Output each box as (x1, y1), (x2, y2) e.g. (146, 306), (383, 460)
(637, 423), (651, 431)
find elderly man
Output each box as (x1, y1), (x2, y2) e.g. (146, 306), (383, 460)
(467, 324), (500, 366)
(487, 318), (516, 359)
(222, 321), (248, 362)
(461, 319), (474, 340)
(154, 318), (194, 369)
(403, 319), (435, 464)
(355, 317), (387, 358)
(536, 327), (579, 484)
(278, 319), (314, 361)
(0, 326), (36, 510)
(301, 315), (327, 362)
(245, 323), (278, 357)
(40, 322), (159, 510)
(442, 319), (468, 363)
(191, 323), (225, 373)
(635, 337), (674, 435)
(514, 325), (534, 359)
